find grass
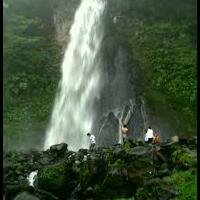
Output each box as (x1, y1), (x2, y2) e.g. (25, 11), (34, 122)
(163, 170), (197, 200)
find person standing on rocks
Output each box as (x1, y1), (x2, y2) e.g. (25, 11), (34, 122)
(152, 131), (160, 144)
(145, 126), (154, 143)
(121, 124), (128, 144)
(87, 133), (96, 150)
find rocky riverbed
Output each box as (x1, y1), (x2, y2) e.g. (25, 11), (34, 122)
(3, 136), (197, 200)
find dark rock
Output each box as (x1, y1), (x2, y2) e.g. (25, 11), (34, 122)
(83, 186), (94, 198)
(13, 191), (40, 200)
(39, 155), (53, 165)
(97, 112), (119, 147)
(13, 181), (19, 185)
(158, 186), (178, 200)
(163, 186), (178, 195)
(128, 146), (151, 156)
(78, 149), (89, 155)
(5, 185), (22, 200)
(18, 176), (24, 181)
(65, 150), (75, 158)
(38, 161), (77, 198)
(182, 148), (197, 157)
(71, 184), (82, 199)
(135, 140), (145, 146)
(36, 189), (59, 200)
(178, 137), (188, 145)
(156, 152), (167, 162)
(160, 163), (169, 169)
(158, 168), (169, 176)
(144, 178), (162, 186)
(49, 143), (68, 155)
(74, 153), (84, 161)
(112, 147), (125, 156)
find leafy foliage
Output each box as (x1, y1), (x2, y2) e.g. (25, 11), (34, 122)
(106, 0), (197, 134)
(3, 0), (62, 149)
(130, 22), (197, 131)
(163, 170), (197, 200)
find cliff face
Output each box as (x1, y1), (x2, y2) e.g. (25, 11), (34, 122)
(53, 0), (80, 49)
(3, 136), (197, 200)
(93, 0), (196, 141)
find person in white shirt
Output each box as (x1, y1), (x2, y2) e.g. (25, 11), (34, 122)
(145, 126), (154, 143)
(87, 133), (96, 150)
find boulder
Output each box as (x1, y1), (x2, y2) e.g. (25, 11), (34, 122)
(158, 168), (169, 177)
(127, 146), (151, 156)
(14, 192), (40, 200)
(49, 143), (68, 155)
(38, 161), (77, 198)
(78, 149), (89, 155)
(170, 136), (179, 143)
(39, 155), (53, 165)
(5, 185), (22, 200)
(97, 112), (119, 147)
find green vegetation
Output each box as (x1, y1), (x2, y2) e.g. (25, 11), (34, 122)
(163, 170), (197, 200)
(39, 162), (66, 189)
(130, 21), (197, 133)
(106, 0), (197, 135)
(3, 0), (62, 149)
(171, 148), (197, 169)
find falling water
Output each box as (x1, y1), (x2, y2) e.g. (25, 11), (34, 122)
(27, 170), (38, 187)
(44, 0), (106, 151)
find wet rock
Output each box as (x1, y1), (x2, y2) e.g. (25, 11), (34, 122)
(71, 184), (82, 199)
(158, 168), (169, 177)
(18, 175), (24, 181)
(135, 140), (145, 146)
(144, 177), (162, 186)
(5, 185), (22, 200)
(158, 186), (178, 200)
(83, 186), (94, 198)
(38, 161), (77, 198)
(178, 137), (188, 145)
(3, 136), (197, 200)
(97, 112), (119, 147)
(182, 147), (197, 158)
(74, 153), (84, 161)
(14, 191), (40, 200)
(39, 154), (53, 165)
(156, 151), (167, 162)
(78, 149), (89, 155)
(127, 146), (151, 156)
(49, 143), (68, 155)
(65, 150), (75, 158)
(170, 136), (179, 143)
(112, 147), (125, 157)
(36, 189), (59, 200)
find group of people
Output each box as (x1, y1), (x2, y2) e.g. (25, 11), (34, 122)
(121, 124), (160, 144)
(144, 126), (160, 144)
(87, 125), (160, 150)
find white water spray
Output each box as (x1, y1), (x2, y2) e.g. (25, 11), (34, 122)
(27, 170), (38, 187)
(44, 0), (106, 151)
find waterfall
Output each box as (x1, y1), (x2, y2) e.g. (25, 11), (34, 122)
(44, 0), (106, 151)
(27, 170), (38, 187)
